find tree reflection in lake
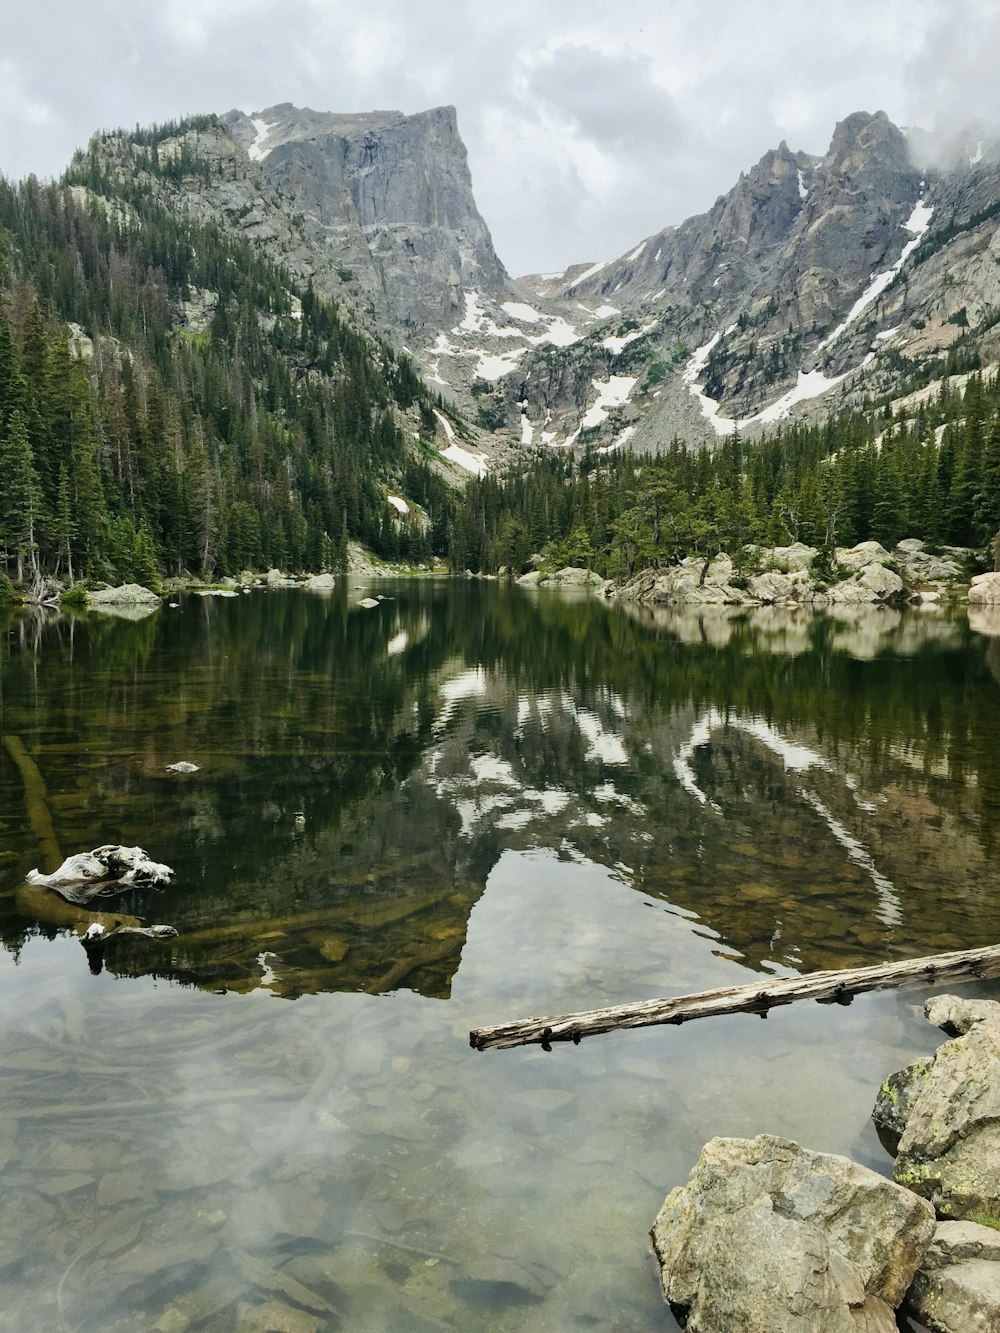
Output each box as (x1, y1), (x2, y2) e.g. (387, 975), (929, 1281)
(1, 585), (1000, 1330)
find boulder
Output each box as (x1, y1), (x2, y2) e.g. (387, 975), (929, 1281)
(904, 1220), (1000, 1332)
(651, 1134), (934, 1332)
(766, 542), (816, 573)
(828, 563), (904, 603)
(877, 994), (1000, 1225)
(749, 569), (811, 604)
(264, 568), (297, 587)
(85, 583), (160, 605)
(837, 541), (893, 571)
(969, 572), (1000, 606)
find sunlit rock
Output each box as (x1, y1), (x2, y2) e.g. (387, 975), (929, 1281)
(877, 994), (1000, 1226)
(651, 1134), (933, 1331)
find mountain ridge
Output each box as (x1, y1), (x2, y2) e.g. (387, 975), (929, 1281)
(50, 102), (1000, 464)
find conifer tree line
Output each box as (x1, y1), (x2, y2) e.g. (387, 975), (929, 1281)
(448, 371), (1000, 577)
(0, 173), (452, 590)
(1, 157), (998, 593)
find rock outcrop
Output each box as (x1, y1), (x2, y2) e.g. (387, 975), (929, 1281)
(874, 994), (1000, 1226)
(969, 571), (1000, 606)
(651, 1133), (934, 1332)
(605, 540), (960, 608)
(905, 1220), (1000, 1332)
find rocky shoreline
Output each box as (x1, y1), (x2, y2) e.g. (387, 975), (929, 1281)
(601, 539), (986, 610)
(654, 993), (1000, 1331)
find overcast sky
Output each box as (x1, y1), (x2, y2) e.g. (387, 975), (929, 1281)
(2, 0), (998, 274)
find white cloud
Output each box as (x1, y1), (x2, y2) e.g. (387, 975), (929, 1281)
(0, 0), (996, 274)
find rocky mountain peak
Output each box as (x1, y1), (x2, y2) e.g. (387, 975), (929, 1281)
(825, 109), (910, 175)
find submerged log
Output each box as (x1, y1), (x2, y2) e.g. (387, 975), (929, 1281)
(470, 943), (1000, 1051)
(3, 734), (62, 871)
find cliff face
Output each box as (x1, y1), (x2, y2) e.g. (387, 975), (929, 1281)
(86, 104), (511, 339)
(221, 104), (510, 334)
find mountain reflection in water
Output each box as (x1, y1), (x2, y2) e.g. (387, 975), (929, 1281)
(3, 586), (1000, 997)
(3, 585), (1000, 1331)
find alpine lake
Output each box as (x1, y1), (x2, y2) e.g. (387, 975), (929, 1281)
(2, 579), (1000, 1332)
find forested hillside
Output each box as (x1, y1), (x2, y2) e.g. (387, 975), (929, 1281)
(449, 373), (1000, 578)
(1, 132), (998, 595)
(0, 160), (454, 593)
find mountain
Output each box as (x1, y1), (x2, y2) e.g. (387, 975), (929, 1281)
(69, 103), (1000, 466)
(510, 111), (1000, 452)
(77, 104), (510, 340)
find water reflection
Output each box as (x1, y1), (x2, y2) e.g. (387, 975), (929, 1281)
(2, 586), (1000, 1329)
(2, 588), (1000, 995)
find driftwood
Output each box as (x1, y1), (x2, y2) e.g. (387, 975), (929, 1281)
(470, 943), (1000, 1051)
(26, 845), (173, 903)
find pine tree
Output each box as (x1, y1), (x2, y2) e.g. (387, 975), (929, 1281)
(0, 408), (41, 584)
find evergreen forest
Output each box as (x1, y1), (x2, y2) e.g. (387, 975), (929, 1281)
(1, 165), (999, 596)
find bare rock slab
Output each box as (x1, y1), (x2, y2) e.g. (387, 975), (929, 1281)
(904, 1220), (1000, 1333)
(651, 1134), (934, 1332)
(877, 994), (1000, 1225)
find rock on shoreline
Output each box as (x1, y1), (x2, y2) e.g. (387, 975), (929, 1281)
(604, 539), (970, 609)
(654, 994), (1000, 1331)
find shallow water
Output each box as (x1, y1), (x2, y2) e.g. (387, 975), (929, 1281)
(2, 584), (1000, 1330)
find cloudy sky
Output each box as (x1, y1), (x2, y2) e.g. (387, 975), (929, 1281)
(2, 0), (998, 274)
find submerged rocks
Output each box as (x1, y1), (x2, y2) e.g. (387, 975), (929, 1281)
(877, 994), (1000, 1226)
(650, 1133), (934, 1332)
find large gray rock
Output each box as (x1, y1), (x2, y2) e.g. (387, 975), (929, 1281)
(748, 569), (812, 604)
(651, 1134), (934, 1332)
(837, 541), (893, 571)
(969, 572), (1000, 606)
(828, 563), (905, 603)
(904, 1220), (1000, 1332)
(222, 103), (510, 333)
(877, 994), (1000, 1225)
(86, 583), (160, 605)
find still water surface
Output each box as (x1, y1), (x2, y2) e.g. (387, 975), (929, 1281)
(2, 583), (1000, 1330)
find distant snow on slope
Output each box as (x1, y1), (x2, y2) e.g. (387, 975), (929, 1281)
(578, 376), (637, 432)
(442, 441), (489, 477)
(433, 409), (487, 476)
(247, 116), (275, 162)
(501, 301), (543, 324)
(474, 348), (527, 380)
(818, 196), (933, 353)
(797, 169), (808, 200)
(754, 369), (848, 424)
(624, 240), (647, 264)
(572, 258), (612, 286)
(684, 335), (848, 435)
(602, 319), (657, 355)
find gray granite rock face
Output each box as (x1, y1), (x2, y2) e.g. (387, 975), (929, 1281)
(221, 104), (510, 333)
(651, 1134), (935, 1332)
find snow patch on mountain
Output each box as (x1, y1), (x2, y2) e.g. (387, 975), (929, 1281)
(247, 116), (276, 162)
(818, 196), (933, 352)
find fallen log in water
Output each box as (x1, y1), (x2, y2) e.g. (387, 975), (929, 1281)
(3, 734), (62, 870)
(470, 943), (1000, 1051)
